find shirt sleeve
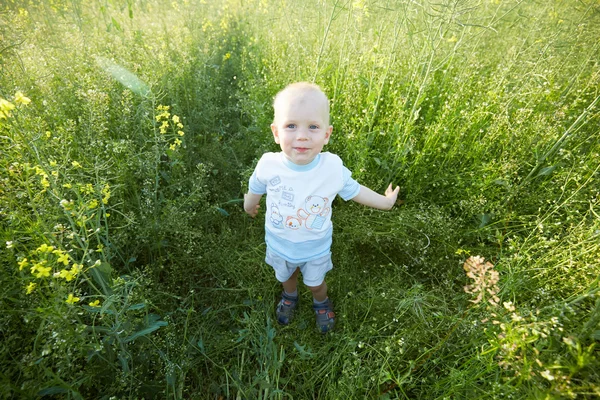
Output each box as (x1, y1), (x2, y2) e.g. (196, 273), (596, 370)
(338, 166), (361, 200)
(248, 159), (267, 194)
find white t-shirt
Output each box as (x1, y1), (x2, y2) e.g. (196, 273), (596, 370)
(249, 152), (360, 262)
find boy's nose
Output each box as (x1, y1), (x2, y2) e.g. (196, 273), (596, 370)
(297, 129), (309, 140)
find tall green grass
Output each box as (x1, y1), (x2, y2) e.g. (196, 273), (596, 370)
(1, 0), (599, 398)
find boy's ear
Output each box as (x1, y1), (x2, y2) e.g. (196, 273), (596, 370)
(271, 123), (280, 144)
(324, 125), (333, 144)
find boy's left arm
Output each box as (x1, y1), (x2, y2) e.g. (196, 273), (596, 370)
(351, 183), (400, 210)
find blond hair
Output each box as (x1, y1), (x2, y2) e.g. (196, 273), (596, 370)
(273, 82), (330, 125)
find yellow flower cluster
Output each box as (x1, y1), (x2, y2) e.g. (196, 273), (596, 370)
(0, 91), (31, 120)
(155, 104), (185, 151)
(18, 244), (88, 294)
(56, 263), (83, 282)
(101, 183), (111, 204)
(33, 166), (50, 189)
(0, 98), (15, 120)
(65, 293), (80, 305)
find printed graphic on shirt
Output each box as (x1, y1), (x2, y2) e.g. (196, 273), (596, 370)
(286, 216), (302, 230)
(296, 195), (330, 230)
(269, 176), (281, 186)
(269, 203), (284, 229)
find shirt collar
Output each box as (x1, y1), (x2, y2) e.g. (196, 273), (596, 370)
(280, 153), (321, 172)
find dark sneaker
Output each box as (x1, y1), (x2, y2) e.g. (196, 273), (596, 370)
(276, 292), (298, 325)
(313, 298), (335, 333)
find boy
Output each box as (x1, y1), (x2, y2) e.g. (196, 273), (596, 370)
(244, 82), (399, 333)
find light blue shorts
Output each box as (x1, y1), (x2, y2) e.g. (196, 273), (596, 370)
(265, 251), (333, 287)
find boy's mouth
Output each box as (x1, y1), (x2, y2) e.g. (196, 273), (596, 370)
(294, 147), (309, 152)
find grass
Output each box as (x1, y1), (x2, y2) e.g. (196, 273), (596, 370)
(1, 0), (599, 398)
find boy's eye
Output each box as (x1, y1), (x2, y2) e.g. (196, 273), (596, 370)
(309, 124), (319, 130)
(286, 124), (296, 129)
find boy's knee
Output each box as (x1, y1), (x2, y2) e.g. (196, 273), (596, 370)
(307, 282), (326, 292)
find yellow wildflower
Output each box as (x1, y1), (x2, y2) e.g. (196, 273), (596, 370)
(26, 282), (37, 294)
(37, 244), (55, 253)
(169, 143), (177, 151)
(80, 183), (94, 194)
(65, 293), (80, 305)
(45, 131), (52, 138)
(89, 300), (101, 307)
(102, 184), (111, 204)
(71, 161), (82, 168)
(60, 199), (74, 210)
(14, 91), (31, 105)
(172, 115), (180, 123)
(49, 160), (57, 167)
(174, 138), (182, 146)
(0, 98), (15, 119)
(71, 263), (83, 275)
(34, 166), (46, 176)
(177, 122), (183, 129)
(18, 258), (29, 271)
(31, 261), (52, 278)
(56, 252), (70, 266)
(63, 183), (72, 189)
(177, 130), (185, 136)
(58, 269), (74, 281)
(87, 199), (98, 209)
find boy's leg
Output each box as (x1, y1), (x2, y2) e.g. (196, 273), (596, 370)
(277, 268), (300, 325)
(307, 281), (327, 302)
(282, 267), (300, 295)
(308, 280), (335, 333)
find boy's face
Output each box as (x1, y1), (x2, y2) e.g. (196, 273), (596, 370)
(271, 91), (332, 165)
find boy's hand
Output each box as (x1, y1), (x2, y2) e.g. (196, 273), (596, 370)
(246, 204), (260, 218)
(352, 183), (400, 210)
(385, 183), (400, 208)
(244, 193), (262, 218)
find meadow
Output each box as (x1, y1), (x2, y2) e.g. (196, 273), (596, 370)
(1, 0), (599, 398)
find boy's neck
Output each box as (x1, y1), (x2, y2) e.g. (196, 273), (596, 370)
(281, 152), (321, 171)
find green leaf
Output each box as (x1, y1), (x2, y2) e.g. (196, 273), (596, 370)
(111, 17), (122, 32)
(123, 315), (168, 343)
(90, 261), (113, 296)
(478, 213), (493, 228)
(293, 341), (314, 359)
(123, 323), (167, 343)
(127, 303), (146, 311)
(537, 165), (557, 177)
(85, 325), (112, 334)
(215, 207), (229, 216)
(38, 386), (68, 396)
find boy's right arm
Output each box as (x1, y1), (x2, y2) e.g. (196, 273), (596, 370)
(244, 193), (262, 218)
